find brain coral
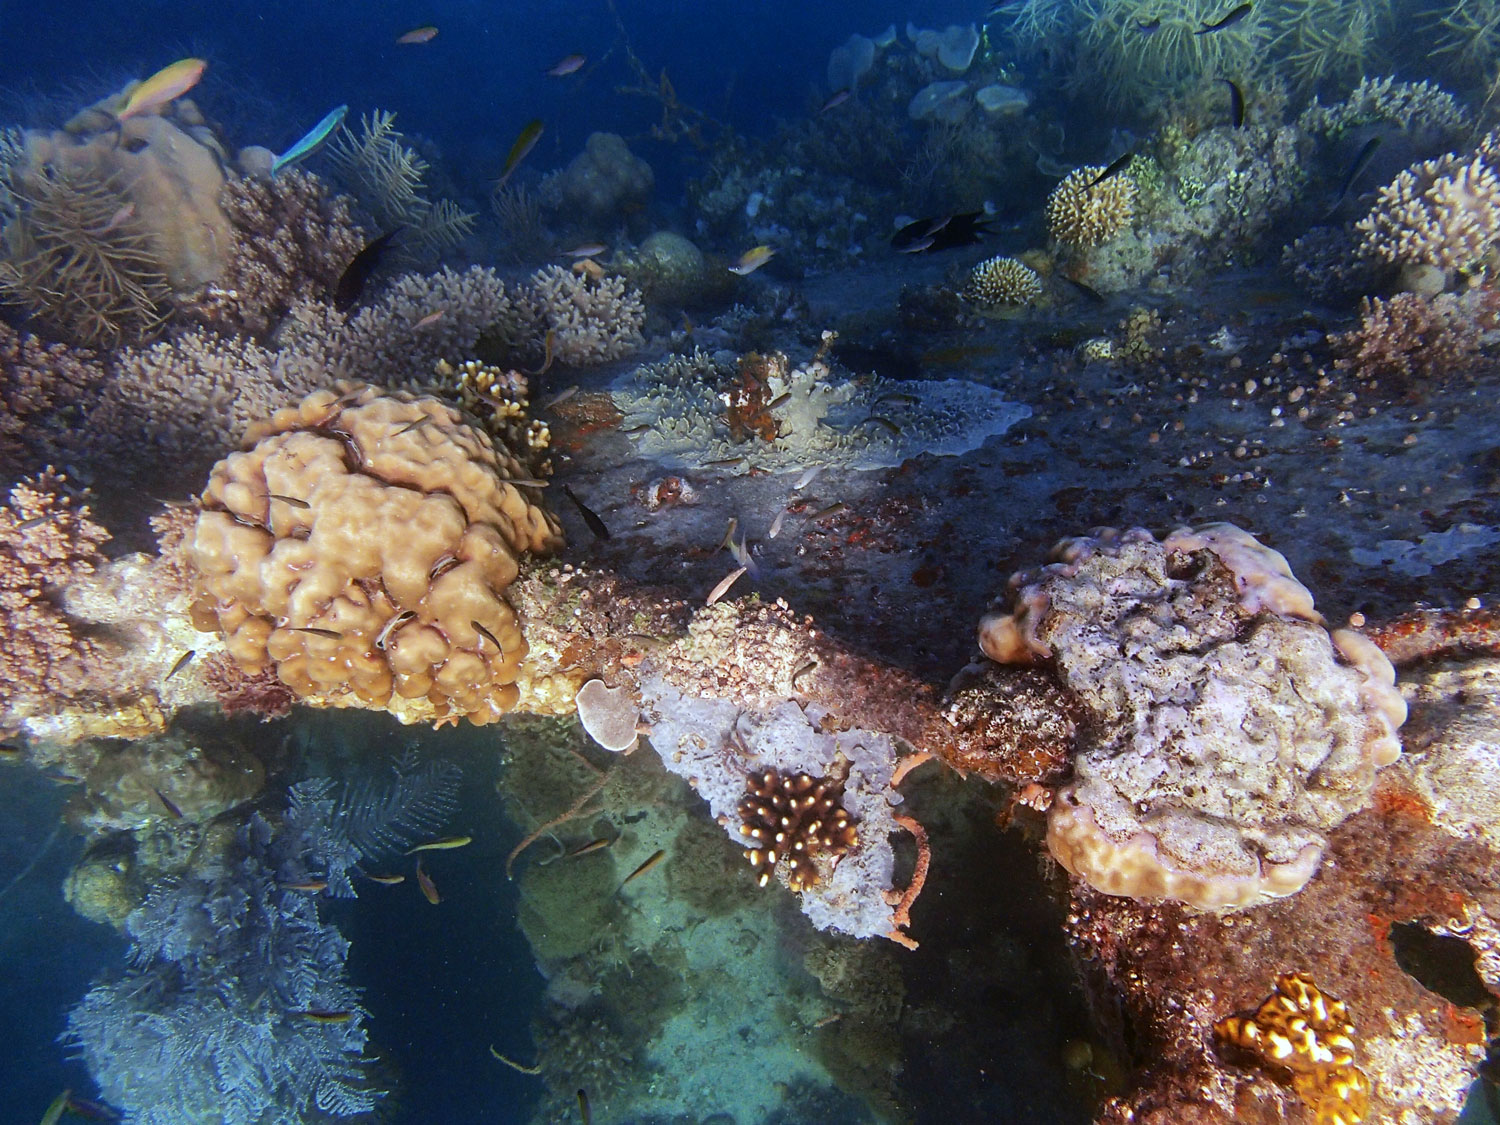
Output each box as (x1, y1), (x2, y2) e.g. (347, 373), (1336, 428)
(1045, 166), (1137, 248)
(962, 255), (1043, 310)
(977, 524), (1405, 910)
(189, 383), (563, 725)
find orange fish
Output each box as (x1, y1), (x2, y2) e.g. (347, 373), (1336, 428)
(397, 25), (439, 44)
(118, 58), (207, 121)
(415, 857), (441, 904)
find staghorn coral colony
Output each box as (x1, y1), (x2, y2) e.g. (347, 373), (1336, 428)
(4, 9), (1500, 1125)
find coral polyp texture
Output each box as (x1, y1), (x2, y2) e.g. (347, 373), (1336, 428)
(738, 766), (859, 891)
(1045, 166), (1137, 249)
(977, 524), (1407, 910)
(961, 255), (1043, 310)
(1215, 972), (1371, 1125)
(189, 383), (563, 726)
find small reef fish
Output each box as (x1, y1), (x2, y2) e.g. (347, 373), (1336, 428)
(706, 566), (748, 607)
(1134, 17), (1161, 34)
(496, 119), (545, 190)
(577, 1089), (592, 1125)
(861, 415), (901, 437)
(546, 53), (587, 77)
(280, 880), (328, 892)
(154, 788), (184, 820)
(95, 203), (136, 235)
(619, 848), (666, 890)
(396, 25), (439, 44)
(415, 858), (442, 904)
(528, 328), (557, 376)
(1062, 275), (1106, 304)
(118, 58), (207, 121)
(562, 484), (611, 540)
(542, 385), (579, 410)
(163, 649), (195, 681)
(1329, 135), (1382, 214)
(807, 501), (848, 523)
(890, 211), (993, 253)
(563, 242), (608, 258)
(1086, 151), (1134, 190)
(357, 869), (406, 886)
(405, 836), (472, 854)
(473, 619), (503, 652)
(1195, 3), (1251, 33)
(767, 391), (791, 409)
(62, 1094), (119, 1122)
(794, 465), (823, 490)
(413, 309), (445, 330)
(819, 88), (851, 114)
(16, 514), (51, 531)
(729, 245), (776, 276)
(295, 1009), (355, 1023)
(271, 104), (348, 176)
(706, 456), (745, 468)
(569, 837), (614, 857)
(40, 1091), (69, 1125)
(718, 517), (739, 553)
(334, 228), (402, 310)
(1221, 78), (1245, 128)
(768, 507), (788, 539)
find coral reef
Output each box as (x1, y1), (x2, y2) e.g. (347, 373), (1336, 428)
(1297, 76), (1469, 142)
(0, 321), (105, 475)
(1046, 166), (1137, 249)
(1214, 972), (1371, 1124)
(978, 524), (1406, 909)
(1331, 289), (1499, 384)
(738, 765), (859, 891)
(612, 343), (1029, 474)
(525, 264), (645, 366)
(190, 384), (563, 726)
(962, 255), (1043, 311)
(540, 132), (654, 228)
(185, 170), (367, 339)
(0, 471), (111, 720)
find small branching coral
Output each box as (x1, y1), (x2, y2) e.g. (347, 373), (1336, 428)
(1331, 290), (1497, 384)
(325, 110), (476, 260)
(1215, 972), (1372, 1125)
(738, 766), (859, 892)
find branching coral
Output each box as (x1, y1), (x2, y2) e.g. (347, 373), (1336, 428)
(0, 470), (111, 718)
(962, 255), (1043, 310)
(184, 170), (367, 339)
(526, 264), (645, 366)
(1356, 147), (1500, 277)
(0, 161), (172, 348)
(0, 321), (105, 475)
(189, 383), (564, 726)
(1297, 76), (1469, 141)
(738, 765), (858, 891)
(1216, 973), (1372, 1124)
(324, 109), (475, 259)
(1331, 290), (1496, 383)
(1046, 166), (1137, 248)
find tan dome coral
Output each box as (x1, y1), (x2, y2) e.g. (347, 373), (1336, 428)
(189, 383), (563, 726)
(961, 255), (1043, 310)
(1045, 166), (1137, 248)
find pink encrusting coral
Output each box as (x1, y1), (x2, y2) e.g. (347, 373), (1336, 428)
(0, 470), (111, 717)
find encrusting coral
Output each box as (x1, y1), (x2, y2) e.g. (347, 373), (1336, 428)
(189, 383), (563, 726)
(738, 766), (859, 891)
(978, 524), (1406, 910)
(1045, 165), (1137, 249)
(961, 255), (1043, 310)
(1215, 972), (1372, 1125)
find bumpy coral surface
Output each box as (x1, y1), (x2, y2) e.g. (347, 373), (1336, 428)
(961, 255), (1043, 310)
(1045, 166), (1137, 248)
(1215, 972), (1371, 1125)
(1357, 134), (1500, 277)
(978, 524), (1406, 909)
(190, 383), (563, 725)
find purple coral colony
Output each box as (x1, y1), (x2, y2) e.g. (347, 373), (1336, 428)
(4, 0), (1500, 1121)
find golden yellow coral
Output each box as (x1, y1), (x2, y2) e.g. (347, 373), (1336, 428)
(962, 255), (1043, 310)
(738, 766), (858, 891)
(1046, 167), (1137, 248)
(1216, 972), (1371, 1125)
(189, 382), (563, 726)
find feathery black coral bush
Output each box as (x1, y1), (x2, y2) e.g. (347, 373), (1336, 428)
(64, 757), (461, 1123)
